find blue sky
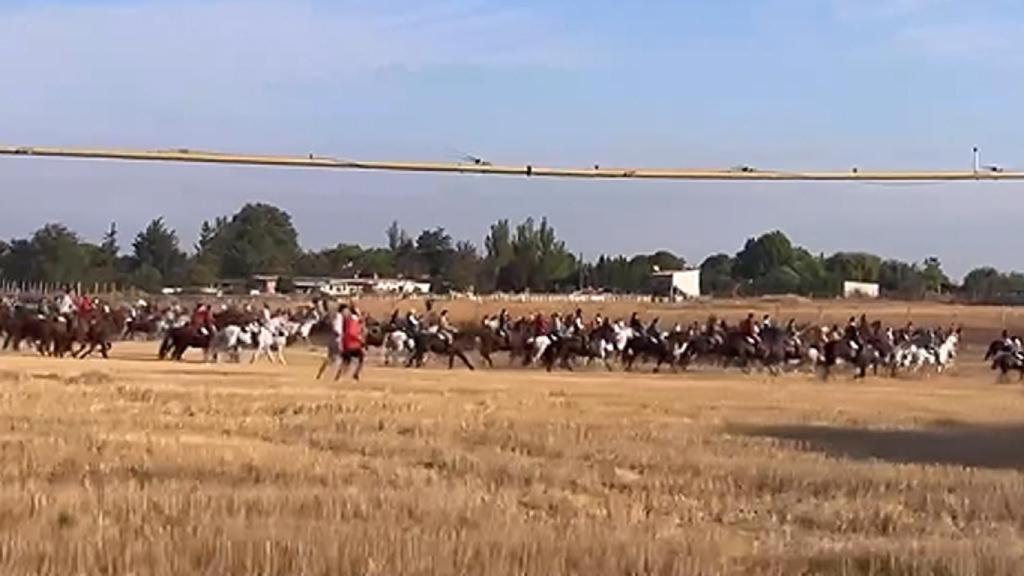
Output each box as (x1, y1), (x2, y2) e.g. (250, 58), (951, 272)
(1, 0), (1022, 276)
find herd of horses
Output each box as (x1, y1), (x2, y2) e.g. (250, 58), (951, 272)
(386, 317), (967, 380)
(2, 300), (1023, 382)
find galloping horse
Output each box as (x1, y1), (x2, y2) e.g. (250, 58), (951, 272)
(407, 331), (475, 370)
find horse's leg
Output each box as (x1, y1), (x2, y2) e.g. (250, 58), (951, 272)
(454, 350), (474, 370)
(77, 343), (94, 359)
(316, 357), (331, 379)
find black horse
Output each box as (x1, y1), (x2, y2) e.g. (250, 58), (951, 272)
(407, 332), (475, 370)
(822, 337), (879, 380)
(991, 350), (1024, 382)
(159, 326), (213, 361)
(622, 332), (676, 373)
(543, 325), (617, 372)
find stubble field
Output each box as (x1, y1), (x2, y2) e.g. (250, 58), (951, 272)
(1, 300), (1024, 575)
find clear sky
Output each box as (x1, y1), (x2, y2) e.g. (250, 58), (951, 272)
(1, 0), (1021, 277)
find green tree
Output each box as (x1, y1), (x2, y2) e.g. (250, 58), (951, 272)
(755, 266), (802, 294)
(648, 250), (685, 271)
(132, 218), (186, 283)
(920, 256), (949, 294)
(879, 259), (925, 299)
(130, 263), (164, 293)
(734, 231), (794, 281)
(185, 257), (219, 287)
(217, 204), (302, 277)
(823, 252), (882, 288)
(31, 224), (88, 285)
(0, 239), (36, 282)
(446, 241), (480, 292)
(700, 253), (736, 296)
(481, 219), (513, 292)
(790, 248), (829, 295)
(415, 227), (455, 281)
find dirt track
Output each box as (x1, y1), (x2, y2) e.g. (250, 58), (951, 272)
(2, 302), (1024, 575)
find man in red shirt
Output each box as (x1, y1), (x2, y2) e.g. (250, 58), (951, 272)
(338, 305), (365, 381)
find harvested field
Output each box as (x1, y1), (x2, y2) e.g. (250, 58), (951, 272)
(0, 301), (1023, 575)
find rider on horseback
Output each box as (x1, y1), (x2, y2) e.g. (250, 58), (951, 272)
(646, 317), (663, 346)
(497, 308), (510, 338)
(740, 313), (759, 346)
(629, 312), (644, 337)
(438, 310), (456, 344)
(406, 309), (420, 334)
(533, 313), (548, 338)
(571, 309), (585, 336)
(550, 313), (565, 341)
(844, 317), (861, 350)
(191, 303), (215, 337)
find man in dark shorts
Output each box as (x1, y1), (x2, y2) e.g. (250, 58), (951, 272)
(338, 305), (365, 381)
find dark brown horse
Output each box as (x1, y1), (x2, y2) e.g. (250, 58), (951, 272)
(159, 325), (213, 361)
(407, 332), (475, 370)
(477, 320), (534, 368)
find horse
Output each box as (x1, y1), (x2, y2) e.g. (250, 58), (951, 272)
(822, 337), (879, 380)
(205, 325), (246, 363)
(719, 331), (759, 371)
(123, 314), (165, 341)
(159, 325), (214, 361)
(407, 331), (475, 370)
(248, 322), (288, 365)
(992, 350), (1024, 382)
(677, 331), (723, 370)
(758, 326), (794, 375)
(73, 314), (121, 359)
(621, 331), (676, 373)
(2, 311), (52, 355)
(542, 324), (617, 372)
(478, 320), (534, 368)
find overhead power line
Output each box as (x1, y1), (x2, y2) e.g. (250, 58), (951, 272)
(0, 144), (1019, 182)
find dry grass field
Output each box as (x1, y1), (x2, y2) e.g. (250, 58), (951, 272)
(1, 301), (1024, 575)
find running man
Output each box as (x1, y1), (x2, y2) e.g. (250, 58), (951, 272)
(316, 304), (348, 380)
(337, 305), (366, 381)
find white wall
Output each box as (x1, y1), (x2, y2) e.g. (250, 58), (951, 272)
(843, 281), (880, 298)
(672, 270), (701, 299)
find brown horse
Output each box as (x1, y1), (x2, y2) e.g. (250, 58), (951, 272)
(74, 315), (121, 359)
(477, 320), (535, 368)
(407, 332), (475, 370)
(159, 325), (213, 361)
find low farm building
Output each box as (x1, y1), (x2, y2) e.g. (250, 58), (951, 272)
(843, 281), (880, 298)
(649, 269), (701, 300)
(293, 277), (431, 297)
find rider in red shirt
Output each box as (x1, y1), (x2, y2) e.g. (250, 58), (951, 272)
(77, 295), (94, 318)
(190, 304), (215, 335)
(533, 313), (548, 337)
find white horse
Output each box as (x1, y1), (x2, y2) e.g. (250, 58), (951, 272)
(934, 332), (959, 373)
(528, 335), (552, 365)
(383, 330), (414, 366)
(205, 325), (245, 363)
(249, 322), (288, 365)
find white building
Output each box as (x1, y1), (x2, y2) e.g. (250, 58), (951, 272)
(843, 281), (880, 299)
(293, 277), (431, 297)
(370, 278), (432, 295)
(650, 269), (701, 300)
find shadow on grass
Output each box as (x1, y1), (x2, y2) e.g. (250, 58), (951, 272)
(736, 421), (1024, 470)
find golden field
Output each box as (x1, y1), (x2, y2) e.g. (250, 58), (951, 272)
(1, 300), (1023, 575)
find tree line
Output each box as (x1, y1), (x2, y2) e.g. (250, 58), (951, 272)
(0, 202), (1018, 301)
